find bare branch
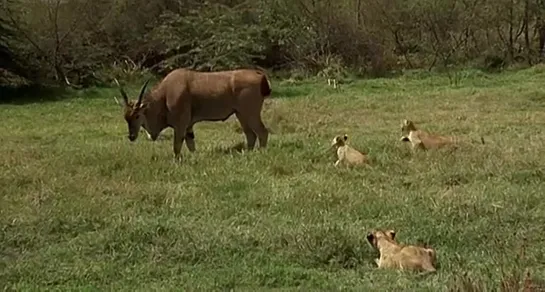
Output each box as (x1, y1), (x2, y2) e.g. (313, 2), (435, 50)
(114, 78), (129, 105)
(59, 0), (91, 45)
(4, 4), (47, 57)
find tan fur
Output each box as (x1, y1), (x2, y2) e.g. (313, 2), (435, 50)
(114, 68), (272, 161)
(400, 119), (484, 151)
(366, 229), (437, 273)
(330, 134), (368, 167)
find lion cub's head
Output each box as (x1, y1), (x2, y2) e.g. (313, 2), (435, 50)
(366, 229), (396, 249)
(330, 134), (368, 167)
(366, 228), (437, 272)
(331, 134), (348, 148)
(400, 119), (417, 142)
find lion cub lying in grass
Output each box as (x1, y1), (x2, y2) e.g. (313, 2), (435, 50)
(330, 134), (368, 167)
(400, 119), (484, 151)
(366, 229), (437, 273)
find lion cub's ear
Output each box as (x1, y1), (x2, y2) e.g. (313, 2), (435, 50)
(385, 229), (396, 240)
(343, 134), (348, 141)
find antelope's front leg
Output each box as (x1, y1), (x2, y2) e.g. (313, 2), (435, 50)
(185, 126), (196, 152)
(173, 128), (186, 162)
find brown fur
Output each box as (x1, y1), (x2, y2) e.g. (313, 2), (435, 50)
(366, 229), (437, 273)
(330, 134), (368, 167)
(114, 68), (272, 161)
(400, 119), (484, 151)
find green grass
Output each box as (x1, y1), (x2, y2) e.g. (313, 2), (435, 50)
(2, 67), (545, 291)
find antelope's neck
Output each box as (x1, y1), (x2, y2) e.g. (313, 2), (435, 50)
(143, 101), (167, 137)
(140, 91), (156, 106)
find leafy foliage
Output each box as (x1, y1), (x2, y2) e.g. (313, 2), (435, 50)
(2, 0), (545, 87)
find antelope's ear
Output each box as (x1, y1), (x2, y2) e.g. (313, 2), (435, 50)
(403, 119), (410, 125)
(343, 134), (348, 141)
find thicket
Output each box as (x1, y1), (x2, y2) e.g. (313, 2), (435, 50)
(1, 0), (545, 87)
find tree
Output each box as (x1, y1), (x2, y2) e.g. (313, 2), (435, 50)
(0, 0), (28, 80)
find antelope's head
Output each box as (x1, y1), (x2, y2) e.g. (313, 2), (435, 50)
(113, 79), (150, 142)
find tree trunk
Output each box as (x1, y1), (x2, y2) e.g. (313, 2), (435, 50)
(524, 0), (531, 64)
(508, 0), (515, 62)
(537, 0), (545, 61)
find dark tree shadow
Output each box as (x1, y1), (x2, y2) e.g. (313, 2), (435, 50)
(0, 84), (70, 105)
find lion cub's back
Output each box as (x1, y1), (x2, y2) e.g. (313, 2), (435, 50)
(397, 245), (436, 270)
(338, 146), (367, 165)
(419, 131), (459, 149)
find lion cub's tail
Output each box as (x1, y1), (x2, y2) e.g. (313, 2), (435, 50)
(471, 135), (485, 145)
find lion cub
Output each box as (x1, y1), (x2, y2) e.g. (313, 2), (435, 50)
(330, 134), (368, 167)
(400, 119), (484, 151)
(366, 229), (437, 273)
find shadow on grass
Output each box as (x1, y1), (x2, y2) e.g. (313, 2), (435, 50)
(0, 84), (71, 105)
(1, 84), (125, 105)
(213, 142), (247, 154)
(449, 270), (545, 292)
(271, 85), (311, 99)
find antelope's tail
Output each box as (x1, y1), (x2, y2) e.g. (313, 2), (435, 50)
(260, 74), (272, 98)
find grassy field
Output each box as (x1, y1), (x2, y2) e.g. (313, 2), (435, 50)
(2, 67), (545, 291)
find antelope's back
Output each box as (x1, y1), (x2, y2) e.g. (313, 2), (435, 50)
(183, 71), (233, 99)
(231, 69), (270, 97)
(165, 68), (267, 102)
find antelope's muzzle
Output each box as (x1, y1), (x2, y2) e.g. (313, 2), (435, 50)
(128, 134), (137, 142)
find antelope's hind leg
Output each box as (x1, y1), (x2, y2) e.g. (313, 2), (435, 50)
(252, 117), (269, 148)
(235, 112), (258, 150)
(243, 111), (268, 148)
